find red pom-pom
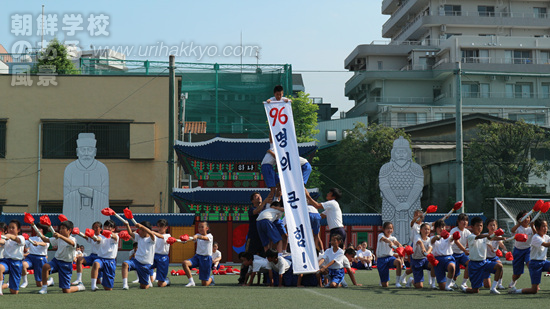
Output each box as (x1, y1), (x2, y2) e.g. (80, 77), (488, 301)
(58, 214), (68, 222)
(101, 208), (116, 216)
(180, 234), (190, 242)
(171, 269), (176, 276)
(453, 201), (464, 211)
(213, 270), (219, 275)
(506, 251), (514, 261)
(218, 270), (226, 275)
(177, 269), (185, 276)
(452, 231), (461, 240)
(72, 227), (80, 235)
(404, 245), (414, 256)
(166, 237), (177, 245)
(542, 202), (550, 214)
(225, 268), (233, 274)
(22, 233), (30, 240)
(494, 228), (504, 236)
(427, 254), (439, 266)
(496, 249), (503, 257)
(534, 200), (544, 212)
(39, 215), (51, 226)
(219, 265), (225, 269)
(514, 233), (528, 242)
(440, 229), (450, 239)
(395, 247), (405, 257)
(426, 205), (437, 213)
(124, 208), (134, 219)
(28, 269), (34, 274)
(102, 230), (112, 239)
(119, 230), (131, 241)
(24, 212), (35, 224)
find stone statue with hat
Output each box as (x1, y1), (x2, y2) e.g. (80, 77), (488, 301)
(379, 136), (423, 245)
(63, 133), (109, 230)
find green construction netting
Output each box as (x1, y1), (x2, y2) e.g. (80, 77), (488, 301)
(79, 58), (292, 138)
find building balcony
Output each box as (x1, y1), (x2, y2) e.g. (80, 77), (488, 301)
(382, 0), (400, 15)
(382, 0), (429, 38)
(435, 94), (550, 108)
(345, 69), (435, 97)
(388, 11), (550, 41)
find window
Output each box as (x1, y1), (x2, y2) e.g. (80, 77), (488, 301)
(514, 50), (533, 64)
(509, 114), (545, 125)
(444, 5), (461, 16)
(326, 130), (337, 142)
(462, 83), (480, 98)
(42, 122), (130, 159)
(462, 49), (489, 63)
(435, 113), (455, 121)
(505, 84), (514, 98)
(515, 83), (533, 98)
(418, 113), (427, 124)
(532, 148), (550, 161)
(540, 51), (550, 64)
(0, 121), (5, 158)
(542, 84), (550, 99)
(478, 6), (495, 17)
(480, 83), (490, 98)
(377, 61), (383, 70)
(534, 7), (547, 18)
(397, 113), (418, 126)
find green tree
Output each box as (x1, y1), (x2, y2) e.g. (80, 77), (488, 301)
(290, 91), (319, 143)
(465, 121), (550, 200)
(32, 38), (79, 74)
(317, 123), (410, 212)
(288, 91), (323, 188)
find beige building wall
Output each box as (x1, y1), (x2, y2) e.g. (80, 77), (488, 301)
(0, 75), (176, 214)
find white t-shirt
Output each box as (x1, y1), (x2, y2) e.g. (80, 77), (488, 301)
(196, 233), (213, 256)
(450, 227), (471, 254)
(308, 205), (319, 214)
(322, 248), (345, 269)
(0, 243), (4, 259)
(343, 255), (351, 268)
(98, 234), (119, 259)
(486, 239), (501, 258)
(514, 226), (534, 250)
(27, 236), (49, 256)
(248, 255), (269, 273)
(410, 223), (421, 245)
(530, 234), (550, 261)
(299, 157), (308, 166)
(376, 233), (397, 258)
(4, 235), (25, 260)
(212, 250), (222, 261)
(356, 248), (373, 260)
(87, 236), (101, 255)
(257, 206), (283, 222)
(266, 256), (291, 274)
(134, 234), (155, 265)
(412, 234), (431, 259)
(154, 234), (171, 255)
(467, 234), (487, 261)
(268, 96), (290, 102)
(53, 236), (77, 263)
(261, 144), (276, 166)
(432, 236), (453, 257)
(322, 200), (343, 230)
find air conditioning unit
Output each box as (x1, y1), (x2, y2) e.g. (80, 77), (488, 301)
(355, 58), (365, 65)
(490, 75), (496, 81)
(504, 76), (511, 81)
(440, 25), (447, 32)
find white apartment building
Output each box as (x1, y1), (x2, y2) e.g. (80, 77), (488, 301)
(345, 0), (550, 128)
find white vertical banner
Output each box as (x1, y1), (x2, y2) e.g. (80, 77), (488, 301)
(263, 101), (318, 274)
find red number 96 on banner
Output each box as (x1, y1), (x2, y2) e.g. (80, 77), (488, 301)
(269, 107), (288, 126)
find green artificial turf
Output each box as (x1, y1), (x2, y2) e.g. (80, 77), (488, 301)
(2, 265), (549, 308)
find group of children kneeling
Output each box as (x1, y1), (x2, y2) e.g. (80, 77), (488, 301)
(0, 217), (218, 295)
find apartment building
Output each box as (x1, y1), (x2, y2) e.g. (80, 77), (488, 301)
(345, 0), (550, 128)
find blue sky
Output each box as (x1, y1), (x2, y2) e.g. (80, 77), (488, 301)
(1, 0), (387, 115)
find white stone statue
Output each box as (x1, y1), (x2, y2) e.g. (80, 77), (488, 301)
(379, 136), (423, 245)
(63, 133), (109, 230)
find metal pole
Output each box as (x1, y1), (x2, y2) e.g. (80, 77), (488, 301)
(215, 63), (219, 134)
(36, 123), (42, 212)
(455, 61), (464, 212)
(168, 55), (176, 213)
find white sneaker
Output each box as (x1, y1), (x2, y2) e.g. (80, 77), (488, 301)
(430, 284), (437, 289)
(185, 281), (196, 287)
(71, 279), (81, 285)
(395, 282), (402, 288)
(165, 278), (171, 286)
(508, 287), (517, 294)
(91, 286), (98, 292)
(401, 276), (407, 285)
(122, 285), (129, 290)
(47, 278), (54, 287)
(450, 281), (458, 289)
(445, 286), (454, 291)
(459, 285), (467, 293)
(0, 289), (3, 296)
(490, 288), (500, 294)
(132, 279), (140, 284)
(405, 277), (414, 288)
(497, 284), (506, 290)
(20, 281), (28, 289)
(38, 287), (47, 294)
(461, 283), (468, 290)
(77, 283), (85, 291)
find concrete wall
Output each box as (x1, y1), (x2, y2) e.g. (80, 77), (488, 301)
(0, 75), (175, 213)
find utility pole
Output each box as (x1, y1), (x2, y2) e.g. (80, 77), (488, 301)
(455, 61), (464, 213)
(168, 55), (175, 213)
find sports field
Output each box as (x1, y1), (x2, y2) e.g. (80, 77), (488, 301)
(2, 265), (549, 308)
